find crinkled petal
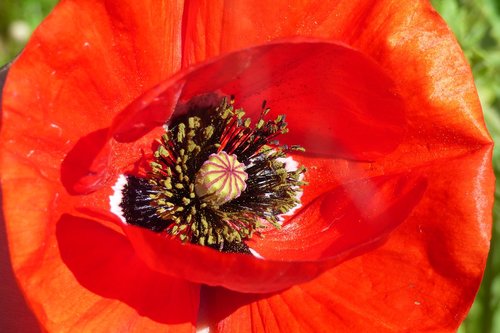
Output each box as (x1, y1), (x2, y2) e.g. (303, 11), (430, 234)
(1, 151), (200, 332)
(124, 171), (426, 293)
(2, 0), (185, 184)
(182, 0), (490, 147)
(111, 40), (406, 160)
(205, 146), (494, 332)
(0, 0), (202, 330)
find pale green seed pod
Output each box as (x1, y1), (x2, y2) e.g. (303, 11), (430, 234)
(194, 151), (248, 206)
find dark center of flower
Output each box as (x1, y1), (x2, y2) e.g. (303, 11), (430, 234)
(118, 96), (306, 253)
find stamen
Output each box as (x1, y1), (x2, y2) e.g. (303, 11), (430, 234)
(116, 96), (307, 253)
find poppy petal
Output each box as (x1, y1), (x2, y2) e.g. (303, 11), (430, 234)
(1, 0), (185, 185)
(1, 156), (199, 331)
(205, 146), (494, 332)
(182, 0), (489, 146)
(123, 170), (426, 293)
(56, 214), (199, 332)
(249, 173), (426, 260)
(110, 40), (406, 160)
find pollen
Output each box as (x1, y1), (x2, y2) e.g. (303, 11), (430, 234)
(195, 151), (248, 206)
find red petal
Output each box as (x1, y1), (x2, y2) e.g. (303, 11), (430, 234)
(56, 214), (199, 332)
(249, 173), (426, 260)
(0, 217), (39, 331)
(1, 0), (185, 184)
(1, 157), (199, 331)
(111, 40), (406, 160)
(205, 146), (494, 332)
(182, 0), (490, 146)
(123, 171), (425, 293)
(60, 125), (166, 195)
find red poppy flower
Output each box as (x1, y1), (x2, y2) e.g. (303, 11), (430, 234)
(0, 0), (494, 332)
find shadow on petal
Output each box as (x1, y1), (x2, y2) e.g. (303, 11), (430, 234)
(250, 172), (428, 260)
(110, 40), (406, 160)
(0, 187), (40, 332)
(124, 172), (426, 294)
(197, 286), (273, 331)
(60, 129), (111, 195)
(56, 214), (199, 325)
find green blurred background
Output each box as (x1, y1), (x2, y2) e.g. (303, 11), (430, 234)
(0, 0), (499, 331)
